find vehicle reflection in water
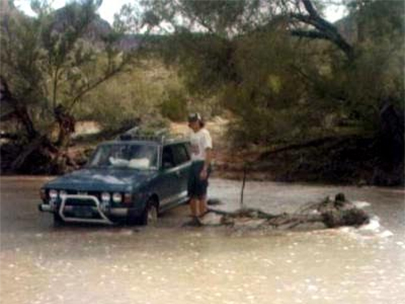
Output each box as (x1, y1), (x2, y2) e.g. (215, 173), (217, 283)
(0, 176), (404, 304)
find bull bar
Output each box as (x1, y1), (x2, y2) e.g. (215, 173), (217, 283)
(39, 194), (116, 225)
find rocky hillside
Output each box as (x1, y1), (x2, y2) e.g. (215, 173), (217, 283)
(0, 0), (142, 50)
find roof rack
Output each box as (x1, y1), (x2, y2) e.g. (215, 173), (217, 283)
(117, 127), (187, 144)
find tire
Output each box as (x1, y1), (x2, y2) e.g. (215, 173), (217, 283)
(53, 212), (64, 226)
(138, 199), (159, 226)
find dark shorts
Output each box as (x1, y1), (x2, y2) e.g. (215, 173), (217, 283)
(188, 161), (211, 199)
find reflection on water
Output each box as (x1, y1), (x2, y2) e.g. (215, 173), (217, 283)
(0, 177), (404, 304)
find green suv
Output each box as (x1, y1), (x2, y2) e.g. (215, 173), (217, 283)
(39, 131), (191, 225)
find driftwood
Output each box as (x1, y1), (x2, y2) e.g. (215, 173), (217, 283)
(204, 193), (370, 229)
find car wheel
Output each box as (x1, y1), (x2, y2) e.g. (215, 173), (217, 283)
(53, 212), (64, 226)
(139, 199), (159, 226)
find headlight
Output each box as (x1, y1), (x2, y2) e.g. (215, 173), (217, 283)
(112, 192), (122, 203)
(40, 189), (46, 200)
(101, 192), (111, 202)
(49, 189), (58, 199)
(59, 190), (67, 199)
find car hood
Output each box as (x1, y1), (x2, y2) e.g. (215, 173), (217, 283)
(44, 168), (157, 192)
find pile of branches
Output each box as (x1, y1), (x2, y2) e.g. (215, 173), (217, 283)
(205, 193), (370, 229)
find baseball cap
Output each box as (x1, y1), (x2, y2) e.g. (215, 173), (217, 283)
(188, 113), (202, 123)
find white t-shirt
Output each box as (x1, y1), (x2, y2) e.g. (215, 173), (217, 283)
(189, 128), (213, 161)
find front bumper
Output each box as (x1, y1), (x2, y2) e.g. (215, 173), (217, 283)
(39, 194), (140, 225)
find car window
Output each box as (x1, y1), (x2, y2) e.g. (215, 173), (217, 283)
(162, 146), (175, 168)
(171, 144), (191, 166)
(88, 144), (158, 169)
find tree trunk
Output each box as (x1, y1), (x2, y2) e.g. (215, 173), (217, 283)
(0, 76), (38, 139)
(54, 104), (76, 148)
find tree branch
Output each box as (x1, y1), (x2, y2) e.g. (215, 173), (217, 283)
(290, 29), (330, 40)
(301, 0), (320, 18)
(289, 0), (354, 61)
(66, 25), (152, 113)
(67, 66), (124, 112)
(0, 76), (39, 139)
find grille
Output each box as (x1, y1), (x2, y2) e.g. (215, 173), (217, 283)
(65, 198), (97, 207)
(64, 191), (100, 206)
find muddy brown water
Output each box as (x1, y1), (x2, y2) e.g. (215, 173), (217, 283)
(0, 176), (404, 304)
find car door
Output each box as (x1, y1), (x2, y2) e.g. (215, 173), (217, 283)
(157, 144), (181, 207)
(171, 143), (192, 199)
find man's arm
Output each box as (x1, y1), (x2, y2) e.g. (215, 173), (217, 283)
(201, 131), (213, 179)
(200, 148), (212, 180)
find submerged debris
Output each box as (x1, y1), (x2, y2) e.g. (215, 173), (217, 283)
(207, 198), (223, 206)
(202, 193), (370, 229)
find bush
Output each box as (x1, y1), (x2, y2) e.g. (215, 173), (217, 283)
(73, 59), (181, 129)
(160, 86), (188, 121)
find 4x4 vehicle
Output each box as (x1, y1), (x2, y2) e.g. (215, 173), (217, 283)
(38, 130), (191, 225)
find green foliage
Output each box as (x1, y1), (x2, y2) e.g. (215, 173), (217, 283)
(1, 0), (139, 143)
(348, 0), (404, 42)
(160, 86), (188, 122)
(313, 0), (405, 131)
(141, 0), (404, 147)
(141, 0), (272, 37)
(74, 60), (179, 129)
(158, 32), (236, 96)
(223, 28), (312, 144)
(2, 0), (403, 151)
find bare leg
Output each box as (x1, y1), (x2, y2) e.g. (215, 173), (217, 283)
(195, 196), (207, 218)
(196, 198), (202, 216)
(190, 198), (198, 217)
(199, 196), (208, 216)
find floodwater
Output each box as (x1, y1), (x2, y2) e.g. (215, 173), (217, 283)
(0, 176), (404, 304)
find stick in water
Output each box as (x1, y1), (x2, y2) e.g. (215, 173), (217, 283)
(240, 164), (247, 209)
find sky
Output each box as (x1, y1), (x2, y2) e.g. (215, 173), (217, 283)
(14, 0), (134, 24)
(14, 0), (347, 24)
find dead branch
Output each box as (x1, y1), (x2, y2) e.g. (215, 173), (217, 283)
(206, 193), (370, 229)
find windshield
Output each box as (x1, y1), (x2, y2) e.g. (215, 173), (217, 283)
(88, 144), (158, 169)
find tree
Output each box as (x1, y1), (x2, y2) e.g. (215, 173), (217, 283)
(140, 0), (355, 142)
(141, 0), (404, 184)
(0, 0), (146, 172)
(289, 0), (354, 61)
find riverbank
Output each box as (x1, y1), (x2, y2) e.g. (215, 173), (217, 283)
(1, 119), (403, 186)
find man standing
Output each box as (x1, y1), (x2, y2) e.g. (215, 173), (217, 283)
(187, 113), (213, 225)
